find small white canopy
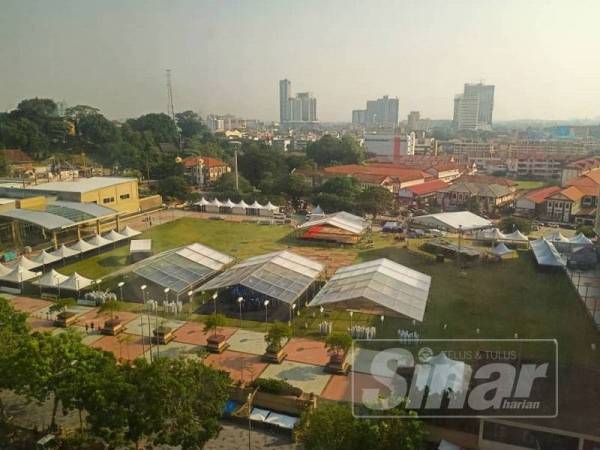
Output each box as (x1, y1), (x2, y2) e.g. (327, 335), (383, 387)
(32, 269), (69, 288)
(0, 266), (39, 283)
(86, 234), (112, 247)
(264, 412), (298, 430)
(50, 244), (80, 259)
(58, 272), (94, 291)
(414, 352), (472, 395)
(31, 250), (61, 265)
(120, 226), (141, 238)
(69, 239), (97, 253)
(223, 198), (236, 208)
(477, 228), (506, 240)
(569, 233), (593, 245)
(312, 205), (324, 215)
(0, 263), (12, 277)
(130, 239), (152, 253)
(491, 242), (514, 256)
(236, 199), (249, 208)
(249, 200), (264, 209)
(209, 198), (223, 207)
(194, 197), (210, 206)
(14, 255), (41, 270)
(502, 229), (529, 242)
(103, 229), (126, 242)
(264, 201), (279, 211)
(546, 230), (569, 243)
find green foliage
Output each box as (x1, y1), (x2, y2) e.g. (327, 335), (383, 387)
(576, 224), (596, 238)
(48, 297), (76, 314)
(158, 176), (190, 200)
(298, 403), (425, 450)
(306, 134), (365, 167)
(312, 192), (355, 214)
(238, 142), (288, 187)
(175, 110), (207, 138)
(127, 113), (178, 144)
(320, 176), (361, 198)
(264, 321), (292, 353)
(252, 377), (302, 396)
(212, 171), (253, 194)
(273, 174), (310, 207)
(356, 186), (394, 217)
(498, 215), (531, 234)
(99, 299), (123, 318)
(203, 313), (227, 336)
(325, 333), (352, 356)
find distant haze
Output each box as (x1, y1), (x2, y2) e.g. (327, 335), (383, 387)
(1, 0), (600, 122)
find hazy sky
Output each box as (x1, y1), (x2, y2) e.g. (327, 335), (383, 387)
(2, 0), (600, 122)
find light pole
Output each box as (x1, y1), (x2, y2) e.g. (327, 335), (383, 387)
(141, 285), (151, 362)
(187, 290), (194, 314)
(118, 281), (125, 301)
(237, 297), (244, 328)
(96, 278), (103, 291)
(164, 287), (170, 306)
(290, 303), (296, 333)
(349, 310), (354, 330)
(379, 315), (385, 335)
(263, 300), (270, 332)
(247, 392), (252, 450)
(35, 271), (42, 296)
(212, 291), (218, 315)
(55, 275), (61, 298)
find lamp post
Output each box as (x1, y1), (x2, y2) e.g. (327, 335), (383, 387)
(117, 281), (125, 301)
(247, 392), (252, 450)
(141, 284), (151, 361)
(95, 278), (103, 290)
(164, 287), (170, 306)
(212, 291), (218, 315)
(264, 300), (270, 332)
(379, 315), (385, 335)
(290, 303), (296, 332)
(35, 271), (43, 296)
(187, 290), (194, 314)
(237, 297), (244, 328)
(55, 275), (61, 298)
(349, 310), (354, 330)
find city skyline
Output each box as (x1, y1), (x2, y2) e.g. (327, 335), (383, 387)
(2, 0), (600, 122)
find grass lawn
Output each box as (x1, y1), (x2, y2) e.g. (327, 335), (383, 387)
(514, 180), (549, 190)
(61, 217), (600, 368)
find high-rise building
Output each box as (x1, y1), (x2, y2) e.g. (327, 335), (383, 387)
(278, 79), (318, 127)
(452, 82), (495, 130)
(351, 95), (399, 128)
(279, 79), (291, 124)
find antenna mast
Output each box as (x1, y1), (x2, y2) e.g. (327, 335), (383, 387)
(165, 69), (182, 151)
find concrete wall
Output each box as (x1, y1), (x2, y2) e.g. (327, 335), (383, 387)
(79, 179), (140, 213)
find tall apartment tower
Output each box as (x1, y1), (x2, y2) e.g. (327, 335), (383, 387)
(279, 79), (291, 124)
(352, 95), (399, 128)
(453, 82), (495, 130)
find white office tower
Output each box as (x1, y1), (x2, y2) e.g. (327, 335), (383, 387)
(453, 82), (495, 131)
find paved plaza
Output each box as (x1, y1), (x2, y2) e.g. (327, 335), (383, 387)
(259, 360), (331, 394)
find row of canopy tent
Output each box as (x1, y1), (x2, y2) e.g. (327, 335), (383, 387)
(193, 197), (280, 211)
(545, 230), (593, 246)
(0, 262), (95, 291)
(473, 228), (530, 244)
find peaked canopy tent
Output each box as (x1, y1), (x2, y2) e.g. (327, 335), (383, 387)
(103, 229), (126, 242)
(199, 250), (324, 307)
(205, 198), (223, 214)
(13, 255), (42, 271)
(475, 228), (506, 241)
(134, 242), (234, 295)
(232, 200), (250, 215)
(50, 244), (80, 259)
(59, 272), (94, 292)
(545, 230), (570, 243)
(531, 238), (565, 268)
(569, 233), (593, 246)
(412, 211), (492, 233)
(0, 266), (39, 284)
(490, 242), (516, 258)
(193, 197), (210, 212)
(32, 269), (69, 289)
(0, 263), (12, 277)
(86, 234), (112, 248)
(297, 211), (370, 244)
(119, 226), (141, 238)
(69, 239), (97, 253)
(31, 250), (61, 266)
(501, 229), (529, 245)
(308, 258), (432, 321)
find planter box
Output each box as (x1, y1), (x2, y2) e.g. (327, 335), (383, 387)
(101, 318), (124, 336)
(54, 311), (77, 328)
(325, 353), (350, 375)
(262, 348), (287, 363)
(152, 326), (175, 345)
(206, 334), (230, 353)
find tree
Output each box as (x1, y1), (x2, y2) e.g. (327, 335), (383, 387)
(274, 174), (310, 207)
(306, 134), (365, 167)
(576, 224), (596, 238)
(99, 298), (124, 319)
(325, 333), (352, 358)
(158, 176), (190, 200)
(127, 113), (178, 144)
(238, 142), (287, 187)
(356, 186), (394, 218)
(212, 172), (253, 194)
(175, 110), (207, 138)
(264, 321), (292, 354)
(312, 192), (355, 214)
(498, 216), (531, 234)
(77, 112), (119, 146)
(203, 314), (226, 337)
(320, 176), (361, 198)
(0, 115), (48, 157)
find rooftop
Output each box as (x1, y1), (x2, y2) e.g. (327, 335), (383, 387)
(26, 177), (136, 194)
(523, 185), (562, 204)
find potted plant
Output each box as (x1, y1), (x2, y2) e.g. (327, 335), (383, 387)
(203, 314), (229, 353)
(99, 299), (125, 335)
(263, 321), (291, 363)
(152, 322), (175, 345)
(325, 333), (352, 374)
(51, 298), (77, 327)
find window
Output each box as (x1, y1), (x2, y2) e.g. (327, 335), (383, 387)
(119, 193), (130, 200)
(103, 197), (115, 204)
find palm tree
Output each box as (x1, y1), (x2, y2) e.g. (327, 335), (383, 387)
(264, 321), (292, 355)
(203, 314), (226, 338)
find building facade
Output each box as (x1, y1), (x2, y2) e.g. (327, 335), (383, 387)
(352, 95), (399, 128)
(279, 79), (318, 128)
(453, 82), (495, 130)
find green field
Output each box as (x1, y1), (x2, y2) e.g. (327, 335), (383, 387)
(514, 179), (549, 190)
(62, 218), (600, 368)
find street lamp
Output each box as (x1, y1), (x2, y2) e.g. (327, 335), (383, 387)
(117, 281), (125, 301)
(349, 310), (354, 330)
(96, 278), (103, 290)
(140, 285), (147, 304)
(55, 274), (61, 298)
(212, 291), (218, 315)
(187, 290), (194, 313)
(35, 271), (43, 296)
(164, 287), (170, 305)
(289, 303), (296, 326)
(237, 297), (244, 328)
(263, 300), (270, 331)
(319, 306), (324, 317)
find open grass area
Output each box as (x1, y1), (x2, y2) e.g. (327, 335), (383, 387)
(514, 179), (550, 190)
(61, 217), (600, 368)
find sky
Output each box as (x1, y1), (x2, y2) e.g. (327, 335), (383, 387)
(1, 0), (600, 122)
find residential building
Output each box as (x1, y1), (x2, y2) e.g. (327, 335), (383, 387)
(507, 153), (565, 178)
(438, 180), (515, 214)
(352, 95), (399, 128)
(279, 79), (318, 129)
(515, 185), (562, 217)
(279, 79), (291, 124)
(181, 156), (230, 187)
(407, 111), (432, 131)
(321, 164), (428, 193)
(543, 186), (582, 223)
(398, 179), (448, 206)
(206, 114), (247, 132)
(364, 133), (415, 159)
(453, 82), (495, 130)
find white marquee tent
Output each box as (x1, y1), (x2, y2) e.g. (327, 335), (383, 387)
(59, 272), (94, 291)
(531, 238), (565, 267)
(32, 269), (69, 288)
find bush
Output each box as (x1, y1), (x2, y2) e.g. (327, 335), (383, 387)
(498, 215), (531, 234)
(576, 224), (596, 238)
(252, 378), (303, 396)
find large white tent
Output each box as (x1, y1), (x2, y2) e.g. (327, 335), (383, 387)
(69, 239), (97, 253)
(50, 244), (80, 259)
(569, 233), (593, 245)
(490, 242), (515, 257)
(308, 258), (431, 321)
(103, 229), (126, 242)
(31, 250), (61, 266)
(0, 263), (12, 277)
(59, 272), (94, 291)
(32, 269), (69, 288)
(13, 255), (41, 270)
(0, 266), (38, 283)
(120, 226), (142, 238)
(531, 238), (565, 267)
(86, 234), (112, 247)
(412, 211), (492, 233)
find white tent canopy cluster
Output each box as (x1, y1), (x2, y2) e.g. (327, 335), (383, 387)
(475, 228), (529, 244)
(32, 269), (94, 291)
(193, 197), (280, 216)
(530, 238), (565, 267)
(545, 230), (593, 246)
